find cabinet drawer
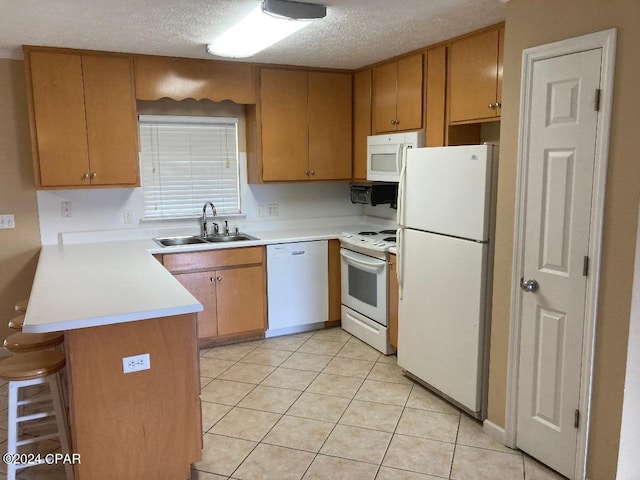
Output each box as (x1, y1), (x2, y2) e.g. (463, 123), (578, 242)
(163, 246), (264, 273)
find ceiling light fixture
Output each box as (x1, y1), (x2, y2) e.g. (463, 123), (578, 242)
(206, 0), (326, 59)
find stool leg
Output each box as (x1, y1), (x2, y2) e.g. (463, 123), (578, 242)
(48, 372), (73, 480)
(7, 382), (18, 480)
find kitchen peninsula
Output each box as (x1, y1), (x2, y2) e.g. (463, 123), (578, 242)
(23, 241), (203, 479)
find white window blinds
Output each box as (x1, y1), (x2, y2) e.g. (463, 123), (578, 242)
(138, 115), (240, 220)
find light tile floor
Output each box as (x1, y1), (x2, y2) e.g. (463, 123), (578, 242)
(0, 328), (567, 480)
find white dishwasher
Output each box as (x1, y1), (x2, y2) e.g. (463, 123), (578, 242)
(266, 240), (328, 338)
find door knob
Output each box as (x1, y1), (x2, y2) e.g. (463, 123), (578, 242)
(520, 277), (539, 293)
(216, 276), (222, 282)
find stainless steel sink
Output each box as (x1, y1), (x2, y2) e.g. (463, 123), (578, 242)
(153, 233), (257, 247)
(203, 234), (257, 243)
(154, 236), (208, 247)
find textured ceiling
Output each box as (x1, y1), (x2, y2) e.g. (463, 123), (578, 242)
(0, 0), (506, 70)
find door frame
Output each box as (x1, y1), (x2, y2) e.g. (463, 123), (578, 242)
(504, 28), (617, 479)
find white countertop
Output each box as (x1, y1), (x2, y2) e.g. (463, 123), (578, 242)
(24, 221), (393, 333)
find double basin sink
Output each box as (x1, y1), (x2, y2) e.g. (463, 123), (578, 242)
(154, 233), (258, 247)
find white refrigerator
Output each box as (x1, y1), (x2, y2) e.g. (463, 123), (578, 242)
(397, 144), (496, 419)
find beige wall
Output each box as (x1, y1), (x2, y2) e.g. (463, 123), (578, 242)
(487, 0), (640, 478)
(0, 59), (41, 345)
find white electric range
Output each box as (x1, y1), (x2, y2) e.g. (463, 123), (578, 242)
(339, 229), (397, 354)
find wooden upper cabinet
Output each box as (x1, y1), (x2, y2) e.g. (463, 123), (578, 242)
(449, 26), (503, 123)
(352, 69), (372, 181)
(372, 53), (423, 133)
(251, 68), (352, 183)
(308, 71), (352, 180)
(134, 55), (256, 103)
(82, 56), (140, 186)
(25, 48), (139, 188)
(425, 45), (447, 147)
(260, 68), (309, 181)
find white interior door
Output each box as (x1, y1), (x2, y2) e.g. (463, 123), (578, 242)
(516, 48), (602, 478)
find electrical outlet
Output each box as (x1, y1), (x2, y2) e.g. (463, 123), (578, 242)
(61, 201), (72, 218)
(122, 353), (151, 374)
(267, 203), (279, 217)
(123, 210), (133, 224)
(256, 204), (264, 218)
(0, 214), (15, 229)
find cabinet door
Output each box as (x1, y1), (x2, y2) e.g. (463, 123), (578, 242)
(496, 25), (504, 117)
(388, 254), (399, 349)
(216, 265), (266, 336)
(425, 46), (447, 147)
(28, 52), (90, 187)
(260, 69), (309, 181)
(372, 62), (398, 134)
(82, 55), (139, 186)
(352, 69), (372, 181)
(395, 53), (423, 131)
(308, 71), (352, 180)
(449, 28), (500, 123)
(173, 271), (218, 340)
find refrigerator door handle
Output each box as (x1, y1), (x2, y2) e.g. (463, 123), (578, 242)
(396, 227), (403, 300)
(397, 144), (411, 227)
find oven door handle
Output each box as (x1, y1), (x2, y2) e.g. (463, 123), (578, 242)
(340, 250), (387, 271)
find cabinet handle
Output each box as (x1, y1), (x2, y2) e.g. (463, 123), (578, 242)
(210, 277), (215, 283)
(488, 103), (495, 109)
(304, 170), (310, 176)
(310, 170), (316, 176)
(390, 119), (399, 125)
(91, 172), (97, 179)
(83, 173), (90, 179)
(495, 102), (502, 108)
(216, 276), (222, 282)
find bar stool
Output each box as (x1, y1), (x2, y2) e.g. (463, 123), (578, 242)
(14, 299), (28, 314)
(0, 350), (73, 480)
(8, 314), (25, 332)
(3, 331), (64, 353)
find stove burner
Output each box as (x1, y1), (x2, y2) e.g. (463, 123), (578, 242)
(358, 231), (378, 236)
(379, 229), (396, 235)
(383, 237), (396, 242)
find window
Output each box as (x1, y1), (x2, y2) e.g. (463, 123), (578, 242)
(138, 115), (240, 220)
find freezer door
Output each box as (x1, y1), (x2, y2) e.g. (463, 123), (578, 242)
(402, 145), (494, 242)
(397, 229), (488, 413)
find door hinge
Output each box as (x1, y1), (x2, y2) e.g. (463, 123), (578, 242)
(583, 256), (589, 277)
(574, 409), (580, 429)
(594, 89), (601, 111)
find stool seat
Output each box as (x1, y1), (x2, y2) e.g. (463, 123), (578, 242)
(0, 350), (66, 381)
(3, 331), (64, 353)
(8, 314), (25, 331)
(14, 299), (28, 314)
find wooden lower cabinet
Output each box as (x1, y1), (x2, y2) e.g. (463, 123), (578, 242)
(389, 253), (399, 349)
(65, 314), (201, 479)
(163, 247), (266, 345)
(216, 265), (265, 336)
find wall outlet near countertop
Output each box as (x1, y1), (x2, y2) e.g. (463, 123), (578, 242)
(256, 204), (264, 218)
(123, 210), (133, 224)
(61, 201), (72, 218)
(0, 214), (15, 229)
(122, 353), (150, 374)
(267, 203), (279, 217)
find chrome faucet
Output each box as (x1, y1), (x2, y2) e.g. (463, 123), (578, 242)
(201, 202), (217, 237)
